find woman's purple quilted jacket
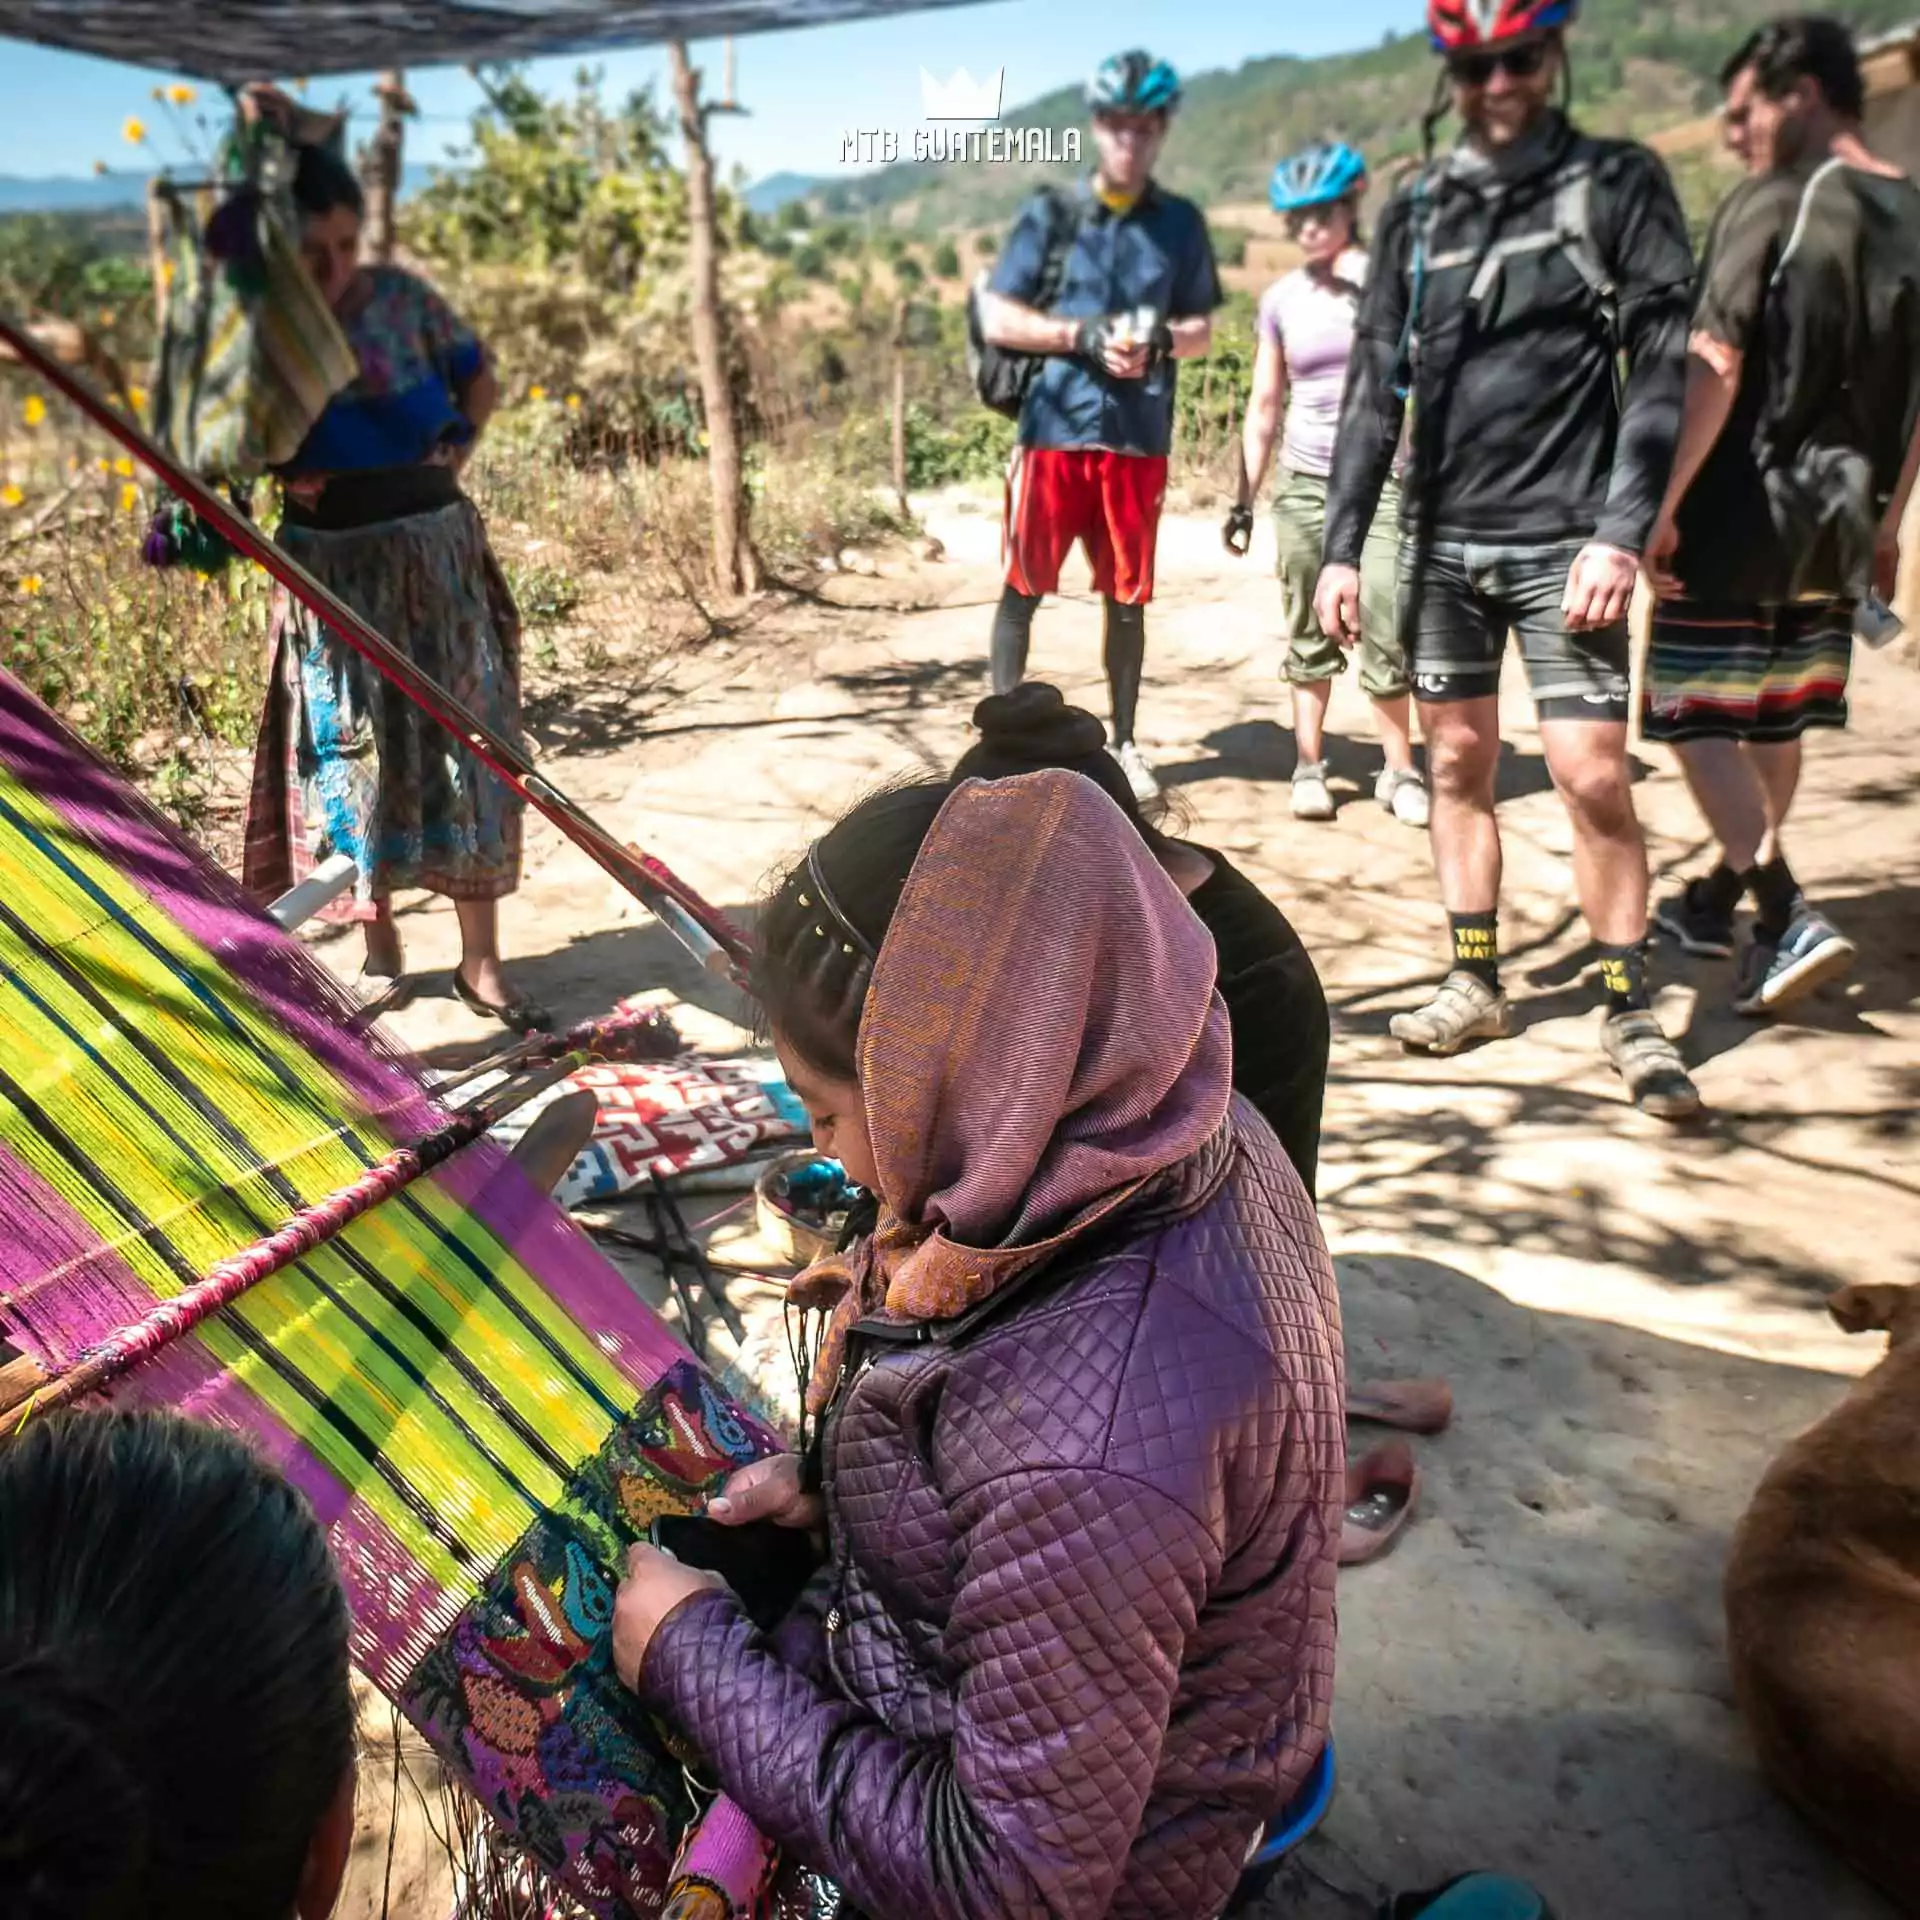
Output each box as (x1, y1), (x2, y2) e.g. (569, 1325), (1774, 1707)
(642, 1111), (1345, 1918)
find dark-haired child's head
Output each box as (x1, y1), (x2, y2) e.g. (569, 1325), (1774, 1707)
(952, 683), (1174, 857)
(0, 1408), (357, 1920)
(291, 143), (365, 313)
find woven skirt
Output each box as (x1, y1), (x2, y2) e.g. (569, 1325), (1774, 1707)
(242, 497), (525, 921)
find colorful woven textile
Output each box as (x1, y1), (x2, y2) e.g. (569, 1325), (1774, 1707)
(484, 1056), (809, 1208)
(0, 671), (778, 1914)
(149, 133), (357, 482)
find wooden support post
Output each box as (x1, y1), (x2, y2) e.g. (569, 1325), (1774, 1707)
(669, 41), (758, 597)
(360, 71), (415, 266)
(890, 296), (910, 518)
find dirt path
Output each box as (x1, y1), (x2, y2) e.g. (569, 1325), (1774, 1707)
(346, 490), (1918, 1919)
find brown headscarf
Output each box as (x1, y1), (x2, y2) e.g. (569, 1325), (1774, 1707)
(791, 769), (1232, 1410)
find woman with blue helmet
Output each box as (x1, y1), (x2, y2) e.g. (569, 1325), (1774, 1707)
(1225, 141), (1428, 830)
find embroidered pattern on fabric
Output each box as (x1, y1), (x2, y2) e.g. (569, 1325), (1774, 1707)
(398, 1359), (776, 1917)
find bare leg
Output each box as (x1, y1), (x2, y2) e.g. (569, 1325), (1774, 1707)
(454, 898), (514, 1006)
(1420, 697), (1502, 913)
(1746, 739), (1803, 864)
(363, 898), (403, 979)
(1672, 738), (1767, 873)
(1370, 691), (1417, 775)
(1292, 679), (1332, 764)
(1539, 719), (1648, 945)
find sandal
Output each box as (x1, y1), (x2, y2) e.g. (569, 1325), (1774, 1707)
(453, 967), (554, 1035)
(1348, 1377), (1454, 1435)
(349, 969), (413, 1014)
(1339, 1439), (1420, 1567)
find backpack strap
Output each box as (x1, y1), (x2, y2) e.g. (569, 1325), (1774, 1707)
(1390, 161), (1446, 401)
(1770, 156), (1849, 288)
(1034, 185), (1086, 312)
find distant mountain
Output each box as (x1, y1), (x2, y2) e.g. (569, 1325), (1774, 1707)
(742, 171), (824, 216)
(0, 162), (447, 216)
(803, 0), (1920, 235)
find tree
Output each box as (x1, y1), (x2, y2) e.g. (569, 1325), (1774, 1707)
(668, 41), (758, 596)
(357, 71), (415, 264)
(932, 238), (961, 278)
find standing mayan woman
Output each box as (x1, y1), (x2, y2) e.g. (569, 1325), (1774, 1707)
(240, 90), (546, 1031)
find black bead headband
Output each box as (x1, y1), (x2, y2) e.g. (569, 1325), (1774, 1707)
(798, 843), (876, 962)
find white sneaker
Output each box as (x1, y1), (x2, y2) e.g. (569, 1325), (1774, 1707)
(1376, 767), (1430, 830)
(1291, 761), (1335, 822)
(1111, 740), (1161, 804)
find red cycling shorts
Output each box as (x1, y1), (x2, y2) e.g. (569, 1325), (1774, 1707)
(1003, 446), (1169, 605)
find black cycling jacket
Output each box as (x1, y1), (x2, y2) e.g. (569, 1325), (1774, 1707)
(1324, 111), (1693, 566)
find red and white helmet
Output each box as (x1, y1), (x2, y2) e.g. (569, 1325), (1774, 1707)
(1427, 0), (1577, 51)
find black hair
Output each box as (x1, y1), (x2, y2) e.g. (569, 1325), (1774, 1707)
(1749, 15), (1864, 119)
(952, 683), (1178, 860)
(0, 1408), (355, 1920)
(752, 780), (952, 1079)
(1720, 25), (1766, 88)
(291, 141), (365, 221)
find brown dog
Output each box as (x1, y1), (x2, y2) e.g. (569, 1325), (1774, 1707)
(1725, 1283), (1920, 1911)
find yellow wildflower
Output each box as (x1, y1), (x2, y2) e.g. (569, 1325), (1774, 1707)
(168, 84), (197, 106)
(95, 457), (112, 475)
(120, 482), (141, 513)
(565, 392), (584, 411)
(0, 485), (22, 509)
(21, 396), (46, 428)
(124, 117), (147, 144)
(528, 384), (548, 403)
(99, 307), (116, 329)
(128, 385), (148, 411)
(113, 457), (135, 478)
(18, 576), (43, 597)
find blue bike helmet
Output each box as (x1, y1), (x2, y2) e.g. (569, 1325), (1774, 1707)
(1088, 50), (1182, 116)
(1270, 141), (1369, 214)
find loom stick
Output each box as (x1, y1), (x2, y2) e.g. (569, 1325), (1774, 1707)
(0, 312), (752, 980)
(0, 1054), (588, 1423)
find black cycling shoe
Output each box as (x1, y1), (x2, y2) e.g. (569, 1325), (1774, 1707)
(1654, 876), (1737, 959)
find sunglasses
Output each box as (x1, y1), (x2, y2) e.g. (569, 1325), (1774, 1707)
(1446, 41), (1550, 85)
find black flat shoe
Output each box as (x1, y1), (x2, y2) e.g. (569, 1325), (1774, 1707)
(452, 968), (553, 1035)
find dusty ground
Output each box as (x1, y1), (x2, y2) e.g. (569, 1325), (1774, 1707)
(332, 491), (1918, 1919)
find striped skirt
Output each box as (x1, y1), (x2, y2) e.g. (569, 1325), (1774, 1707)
(1642, 597), (1853, 744)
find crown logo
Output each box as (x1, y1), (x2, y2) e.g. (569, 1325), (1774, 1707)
(920, 65), (1004, 121)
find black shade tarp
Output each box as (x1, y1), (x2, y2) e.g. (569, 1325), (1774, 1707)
(0, 0), (986, 85)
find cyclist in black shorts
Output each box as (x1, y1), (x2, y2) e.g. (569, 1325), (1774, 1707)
(1314, 0), (1701, 1120)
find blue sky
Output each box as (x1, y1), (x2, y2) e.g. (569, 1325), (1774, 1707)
(1, 0), (1412, 184)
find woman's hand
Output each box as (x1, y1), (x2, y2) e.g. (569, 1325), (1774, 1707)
(706, 1452), (823, 1532)
(612, 1542), (725, 1691)
(238, 83), (345, 148)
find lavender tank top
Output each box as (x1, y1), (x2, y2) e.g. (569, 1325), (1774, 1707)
(1256, 250), (1371, 481)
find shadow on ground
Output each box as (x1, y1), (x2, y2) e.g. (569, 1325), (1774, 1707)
(1241, 1251), (1891, 1920)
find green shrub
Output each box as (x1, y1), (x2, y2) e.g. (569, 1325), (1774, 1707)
(1212, 225), (1249, 269)
(932, 239), (962, 278)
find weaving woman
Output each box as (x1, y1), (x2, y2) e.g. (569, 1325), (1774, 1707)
(238, 88), (545, 1031)
(612, 768), (1346, 1918)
